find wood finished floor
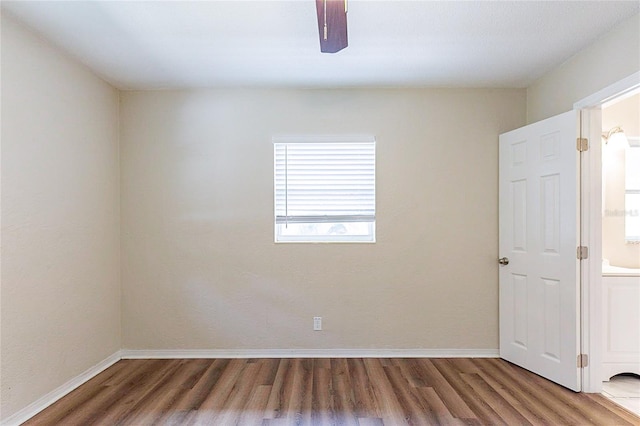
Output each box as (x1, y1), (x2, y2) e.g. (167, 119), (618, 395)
(23, 358), (640, 426)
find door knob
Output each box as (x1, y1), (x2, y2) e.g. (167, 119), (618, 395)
(498, 257), (509, 265)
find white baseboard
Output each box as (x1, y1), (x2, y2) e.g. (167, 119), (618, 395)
(1, 351), (122, 426)
(2, 347), (498, 425)
(120, 348), (499, 359)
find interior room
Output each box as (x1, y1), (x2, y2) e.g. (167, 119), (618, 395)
(1, 1), (639, 425)
(600, 92), (640, 414)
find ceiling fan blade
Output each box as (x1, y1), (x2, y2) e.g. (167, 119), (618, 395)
(315, 0), (348, 53)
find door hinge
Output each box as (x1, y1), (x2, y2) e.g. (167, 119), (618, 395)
(577, 353), (589, 368)
(577, 246), (589, 260)
(577, 138), (589, 152)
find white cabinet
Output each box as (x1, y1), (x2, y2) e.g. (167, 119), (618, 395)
(602, 274), (640, 381)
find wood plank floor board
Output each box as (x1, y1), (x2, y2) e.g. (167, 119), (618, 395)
(470, 359), (556, 425)
(311, 361), (334, 425)
(116, 359), (190, 425)
(383, 364), (438, 425)
(237, 384), (271, 426)
(408, 359), (476, 420)
(91, 360), (183, 425)
(189, 358), (249, 424)
(292, 358), (314, 425)
(493, 357), (596, 424)
(482, 358), (599, 425)
(264, 358), (292, 420)
(22, 358), (640, 426)
(331, 359), (359, 426)
(275, 358), (301, 421)
(347, 358), (379, 418)
(209, 361), (263, 426)
(430, 359), (506, 425)
(459, 372), (530, 425)
(445, 359), (480, 375)
(172, 358), (231, 411)
(363, 358), (411, 425)
(258, 359), (281, 387)
(416, 387), (463, 426)
(24, 359), (150, 425)
(30, 359), (171, 426)
(392, 359), (430, 389)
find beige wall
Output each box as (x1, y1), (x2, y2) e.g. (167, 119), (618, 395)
(0, 14), (121, 420)
(120, 88), (526, 351)
(527, 13), (640, 123)
(602, 93), (640, 268)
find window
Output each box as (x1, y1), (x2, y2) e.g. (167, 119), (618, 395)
(274, 136), (375, 242)
(625, 142), (640, 242)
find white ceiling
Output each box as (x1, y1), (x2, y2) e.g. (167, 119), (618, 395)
(2, 1), (638, 90)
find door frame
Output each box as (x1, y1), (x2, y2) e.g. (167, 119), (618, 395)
(574, 71), (640, 393)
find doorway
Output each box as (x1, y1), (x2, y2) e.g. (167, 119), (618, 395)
(598, 90), (640, 415)
(575, 72), (640, 413)
(497, 72), (639, 407)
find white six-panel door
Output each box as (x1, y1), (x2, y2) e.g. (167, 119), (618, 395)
(499, 110), (581, 391)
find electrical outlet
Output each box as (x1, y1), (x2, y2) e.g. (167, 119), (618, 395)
(313, 316), (322, 331)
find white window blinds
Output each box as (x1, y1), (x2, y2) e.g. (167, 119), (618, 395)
(274, 137), (375, 226)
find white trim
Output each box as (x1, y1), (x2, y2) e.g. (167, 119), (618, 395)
(579, 107), (604, 394)
(1, 351), (122, 426)
(575, 72), (640, 394)
(574, 71), (640, 109)
(272, 135), (376, 144)
(120, 348), (499, 359)
(602, 363), (640, 382)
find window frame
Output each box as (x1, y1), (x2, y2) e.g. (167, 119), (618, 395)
(273, 135), (376, 244)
